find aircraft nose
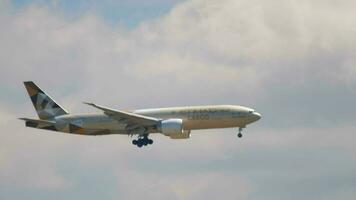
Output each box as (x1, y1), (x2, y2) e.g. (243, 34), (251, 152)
(253, 112), (262, 121)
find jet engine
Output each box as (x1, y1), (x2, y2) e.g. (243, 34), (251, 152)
(158, 119), (191, 139)
(159, 119), (183, 135)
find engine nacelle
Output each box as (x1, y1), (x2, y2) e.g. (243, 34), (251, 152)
(159, 119), (184, 136)
(169, 130), (191, 139)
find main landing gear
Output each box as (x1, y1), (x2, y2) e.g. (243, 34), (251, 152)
(132, 134), (153, 148)
(237, 127), (243, 138)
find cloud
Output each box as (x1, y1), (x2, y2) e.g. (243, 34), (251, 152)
(0, 105), (73, 190)
(0, 0), (356, 199)
(115, 170), (250, 200)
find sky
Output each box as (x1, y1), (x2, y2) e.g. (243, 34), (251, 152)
(0, 0), (356, 199)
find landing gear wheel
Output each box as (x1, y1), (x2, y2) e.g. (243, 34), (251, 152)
(237, 127), (243, 138)
(132, 134), (154, 147)
(137, 141), (143, 148)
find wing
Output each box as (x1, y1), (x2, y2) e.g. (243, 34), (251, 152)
(84, 102), (159, 133)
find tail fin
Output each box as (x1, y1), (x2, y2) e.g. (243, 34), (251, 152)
(23, 81), (68, 120)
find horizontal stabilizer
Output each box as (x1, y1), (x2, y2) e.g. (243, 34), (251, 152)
(19, 117), (57, 131)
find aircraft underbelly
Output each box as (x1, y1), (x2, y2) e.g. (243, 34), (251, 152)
(183, 119), (242, 130)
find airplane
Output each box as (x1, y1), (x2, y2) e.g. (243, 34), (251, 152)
(20, 81), (261, 148)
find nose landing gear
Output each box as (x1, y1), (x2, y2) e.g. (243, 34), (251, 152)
(237, 127), (243, 138)
(132, 134), (153, 148)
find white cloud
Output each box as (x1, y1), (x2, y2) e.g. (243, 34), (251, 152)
(0, 106), (72, 190)
(0, 0), (356, 199)
(115, 170), (250, 200)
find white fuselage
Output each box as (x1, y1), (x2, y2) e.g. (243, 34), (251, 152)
(55, 105), (261, 135)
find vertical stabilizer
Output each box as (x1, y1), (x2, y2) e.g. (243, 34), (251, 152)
(23, 81), (68, 119)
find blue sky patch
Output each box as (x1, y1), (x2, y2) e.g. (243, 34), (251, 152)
(10, 0), (185, 27)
